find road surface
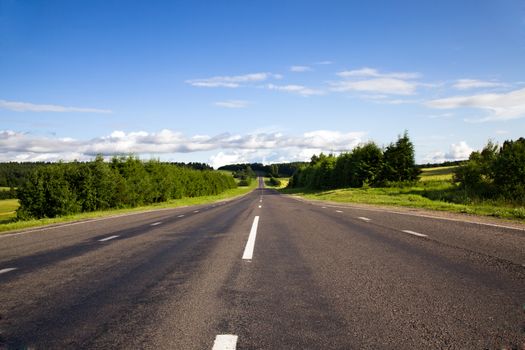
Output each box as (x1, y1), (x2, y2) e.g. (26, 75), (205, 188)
(0, 177), (524, 349)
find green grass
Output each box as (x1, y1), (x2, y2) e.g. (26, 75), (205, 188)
(280, 166), (525, 222)
(420, 166), (457, 182)
(263, 177), (290, 189)
(0, 186), (12, 191)
(0, 199), (19, 222)
(0, 181), (257, 234)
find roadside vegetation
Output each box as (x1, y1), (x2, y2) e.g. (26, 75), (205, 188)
(264, 177), (289, 189)
(0, 181), (257, 234)
(15, 156), (237, 220)
(232, 165), (257, 186)
(283, 133), (525, 221)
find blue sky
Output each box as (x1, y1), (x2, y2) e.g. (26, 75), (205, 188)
(1, 0), (524, 167)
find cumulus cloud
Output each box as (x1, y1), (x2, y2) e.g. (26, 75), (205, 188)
(424, 141), (473, 163)
(267, 84), (324, 96)
(0, 129), (365, 164)
(0, 99), (112, 113)
(290, 65), (312, 72)
(185, 72), (281, 88)
(330, 67), (422, 96)
(452, 79), (506, 90)
(214, 100), (250, 108)
(425, 87), (525, 121)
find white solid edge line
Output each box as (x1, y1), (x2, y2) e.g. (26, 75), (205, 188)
(212, 334), (238, 350)
(0, 267), (17, 275)
(150, 222), (162, 226)
(358, 217), (371, 221)
(402, 230), (428, 238)
(286, 196), (525, 232)
(242, 216), (260, 260)
(98, 235), (119, 242)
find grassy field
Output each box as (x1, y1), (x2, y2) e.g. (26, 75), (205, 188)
(0, 181), (258, 234)
(263, 177), (290, 189)
(0, 199), (19, 222)
(419, 166), (456, 182)
(281, 166), (525, 221)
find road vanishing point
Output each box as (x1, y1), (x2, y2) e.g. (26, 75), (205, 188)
(0, 177), (524, 349)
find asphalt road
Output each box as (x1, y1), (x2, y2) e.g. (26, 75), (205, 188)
(0, 177), (524, 349)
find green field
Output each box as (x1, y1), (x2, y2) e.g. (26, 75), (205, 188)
(263, 177), (290, 189)
(281, 166), (525, 221)
(0, 199), (19, 222)
(419, 166), (456, 182)
(0, 181), (257, 234)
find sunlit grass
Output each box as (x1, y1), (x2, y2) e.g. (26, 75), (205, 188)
(420, 166), (457, 182)
(0, 199), (19, 221)
(263, 177), (290, 189)
(280, 166), (525, 221)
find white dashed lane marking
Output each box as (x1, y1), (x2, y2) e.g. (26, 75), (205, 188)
(358, 217), (371, 222)
(242, 216), (260, 260)
(178, 214), (185, 218)
(212, 334), (238, 350)
(98, 235), (119, 242)
(402, 230), (428, 238)
(336, 210), (343, 213)
(150, 222), (162, 226)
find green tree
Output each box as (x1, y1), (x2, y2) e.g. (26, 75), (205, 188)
(381, 131), (420, 183)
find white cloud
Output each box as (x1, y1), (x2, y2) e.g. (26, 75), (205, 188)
(0, 129), (365, 164)
(185, 72), (281, 88)
(337, 67), (420, 80)
(452, 79), (506, 90)
(290, 65), (312, 72)
(427, 112), (454, 119)
(267, 84), (324, 96)
(330, 78), (419, 95)
(426, 87), (525, 121)
(214, 100), (250, 108)
(495, 130), (509, 135)
(0, 99), (112, 113)
(331, 67), (422, 96)
(424, 141), (473, 163)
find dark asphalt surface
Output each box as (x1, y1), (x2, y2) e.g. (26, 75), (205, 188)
(0, 177), (524, 349)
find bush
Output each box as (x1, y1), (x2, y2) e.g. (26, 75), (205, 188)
(453, 138), (525, 204)
(268, 177), (281, 186)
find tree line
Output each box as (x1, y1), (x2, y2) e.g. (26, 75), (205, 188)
(218, 162), (308, 177)
(16, 156), (237, 219)
(288, 132), (420, 189)
(453, 137), (525, 204)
